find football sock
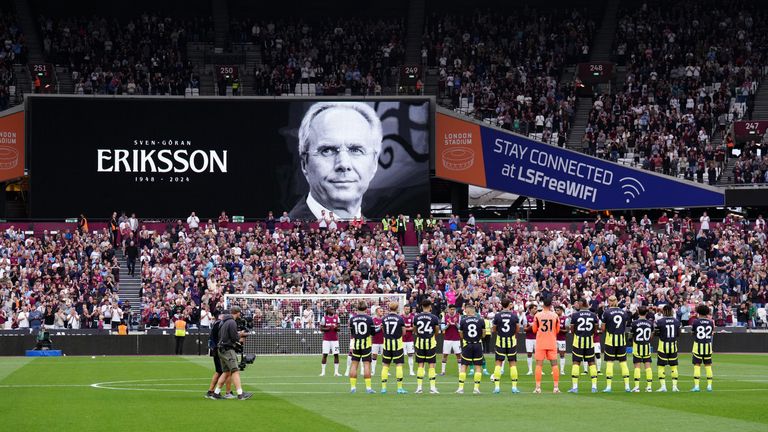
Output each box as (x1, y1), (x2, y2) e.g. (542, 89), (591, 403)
(693, 365), (701, 387)
(381, 365), (389, 390)
(510, 365), (518, 389)
(345, 356), (352, 374)
(428, 367), (437, 389)
(596, 356), (602, 372)
(416, 367), (424, 388)
(559, 357), (565, 374)
(705, 365), (713, 387)
(620, 361), (630, 388)
(214, 387), (221, 395)
(658, 366), (666, 387)
(634, 366), (641, 385)
(645, 366), (653, 385)
(408, 356), (414, 373)
(552, 365), (559, 387)
(441, 360), (447, 374)
(473, 371), (482, 391)
(572, 364), (580, 388)
(334, 363), (339, 374)
(236, 388), (243, 395)
(371, 359), (377, 375)
(321, 363), (326, 374)
(364, 378), (372, 390)
(589, 365), (597, 388)
(395, 365), (404, 390)
(350, 377), (357, 389)
(605, 362), (614, 387)
(535, 364), (542, 387)
(671, 366), (679, 387)
(527, 357), (533, 372)
(493, 365), (502, 390)
(458, 372), (466, 390)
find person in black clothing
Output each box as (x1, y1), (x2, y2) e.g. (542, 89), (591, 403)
(210, 306), (253, 400)
(77, 214), (88, 234)
(125, 240), (138, 276)
(205, 312), (233, 399)
(265, 211), (276, 233)
(109, 212), (119, 247)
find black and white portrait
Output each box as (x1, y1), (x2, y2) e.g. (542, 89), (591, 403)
(283, 100), (430, 220)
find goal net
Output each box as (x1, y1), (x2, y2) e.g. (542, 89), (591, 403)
(223, 293), (407, 355)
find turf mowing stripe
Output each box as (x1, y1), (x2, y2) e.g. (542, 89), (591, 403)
(0, 357), (32, 382)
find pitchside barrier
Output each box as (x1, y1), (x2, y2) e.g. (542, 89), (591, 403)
(0, 329), (766, 356)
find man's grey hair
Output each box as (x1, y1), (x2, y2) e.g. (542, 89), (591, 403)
(298, 102), (383, 155)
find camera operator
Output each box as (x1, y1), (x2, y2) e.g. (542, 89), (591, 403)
(205, 311), (233, 399)
(210, 306), (253, 400)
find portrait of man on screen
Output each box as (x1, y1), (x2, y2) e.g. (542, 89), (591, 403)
(289, 102), (382, 220)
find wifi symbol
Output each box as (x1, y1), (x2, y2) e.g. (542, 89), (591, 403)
(620, 177), (646, 204)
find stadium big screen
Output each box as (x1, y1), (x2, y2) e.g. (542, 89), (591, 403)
(27, 96), (431, 218)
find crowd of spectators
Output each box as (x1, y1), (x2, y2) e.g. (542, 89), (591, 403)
(729, 138), (768, 184)
(4, 209), (766, 332)
(583, 1), (768, 184)
(0, 225), (128, 331)
(40, 14), (213, 95)
(422, 8), (595, 145)
(231, 18), (405, 96)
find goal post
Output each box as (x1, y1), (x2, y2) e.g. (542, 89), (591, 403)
(223, 293), (407, 355)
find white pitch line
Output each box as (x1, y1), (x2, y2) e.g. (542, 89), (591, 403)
(0, 384), (89, 388)
(115, 382), (352, 386)
(84, 377), (768, 395)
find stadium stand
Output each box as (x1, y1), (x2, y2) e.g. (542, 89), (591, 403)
(581, 0), (768, 184)
(423, 6), (596, 146)
(0, 2), (24, 109)
(0, 0), (766, 331)
(39, 14), (212, 95)
(234, 18), (405, 96)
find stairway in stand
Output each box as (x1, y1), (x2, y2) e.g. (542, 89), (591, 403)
(115, 249), (142, 318)
(402, 245), (420, 270)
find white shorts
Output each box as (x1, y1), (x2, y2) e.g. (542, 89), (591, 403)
(371, 344), (383, 356)
(594, 343), (602, 354)
(443, 340), (461, 354)
(403, 341), (414, 355)
(322, 340), (339, 355)
(525, 339), (536, 353)
(557, 341), (566, 352)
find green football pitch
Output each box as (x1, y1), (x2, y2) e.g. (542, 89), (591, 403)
(0, 354), (766, 431)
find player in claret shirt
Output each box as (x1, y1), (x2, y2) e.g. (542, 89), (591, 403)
(319, 307), (341, 377)
(440, 304), (461, 376)
(371, 306), (384, 375)
(523, 304), (538, 375)
(690, 304), (715, 392)
(401, 304), (416, 376)
(555, 305), (568, 375)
